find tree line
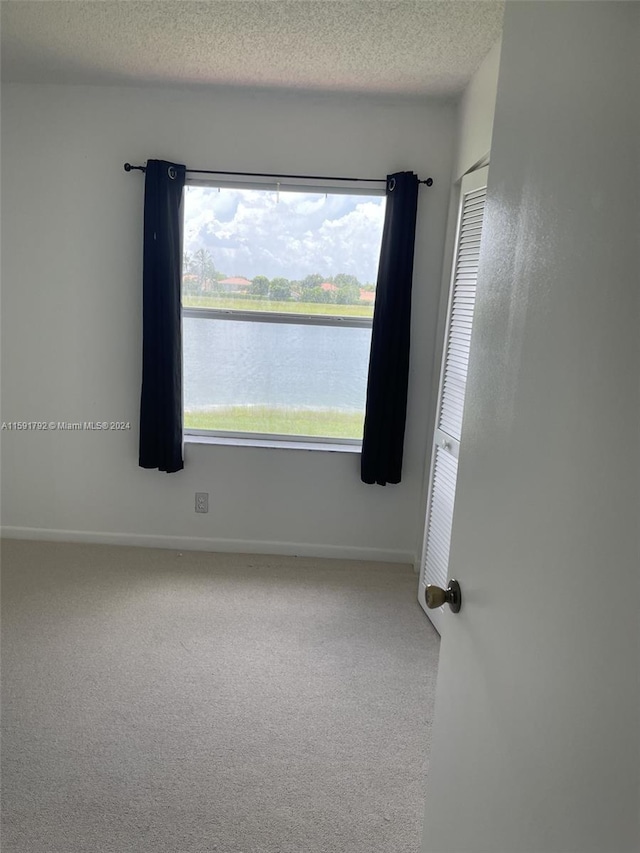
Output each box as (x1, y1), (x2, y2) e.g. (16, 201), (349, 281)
(183, 249), (375, 304)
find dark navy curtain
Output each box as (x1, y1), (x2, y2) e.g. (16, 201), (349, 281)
(361, 172), (420, 486)
(139, 159), (186, 473)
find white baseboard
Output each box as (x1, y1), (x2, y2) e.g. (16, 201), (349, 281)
(1, 526), (414, 565)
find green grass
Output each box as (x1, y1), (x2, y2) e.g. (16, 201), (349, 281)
(185, 406), (364, 439)
(183, 295), (374, 318)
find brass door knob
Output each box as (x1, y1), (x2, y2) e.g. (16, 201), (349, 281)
(425, 579), (462, 613)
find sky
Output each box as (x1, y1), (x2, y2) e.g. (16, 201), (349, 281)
(183, 185), (386, 284)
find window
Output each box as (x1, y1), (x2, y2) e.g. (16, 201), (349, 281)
(181, 178), (386, 447)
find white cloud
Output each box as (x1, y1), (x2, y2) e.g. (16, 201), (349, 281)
(184, 186), (385, 283)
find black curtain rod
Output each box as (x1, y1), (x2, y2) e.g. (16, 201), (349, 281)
(123, 163), (433, 186)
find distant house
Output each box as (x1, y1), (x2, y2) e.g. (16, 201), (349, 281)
(359, 289), (375, 303)
(218, 276), (252, 293)
(320, 282), (338, 292)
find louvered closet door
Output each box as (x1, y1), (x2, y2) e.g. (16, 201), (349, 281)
(419, 167), (488, 633)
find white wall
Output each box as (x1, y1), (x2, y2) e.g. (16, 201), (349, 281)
(0, 83), (456, 561)
(455, 37), (501, 179)
(423, 2), (640, 850)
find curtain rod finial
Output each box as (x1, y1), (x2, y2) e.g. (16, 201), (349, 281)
(420, 177), (434, 187)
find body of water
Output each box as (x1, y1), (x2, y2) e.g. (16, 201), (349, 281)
(183, 318), (372, 412)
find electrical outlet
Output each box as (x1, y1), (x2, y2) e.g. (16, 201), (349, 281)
(195, 492), (209, 513)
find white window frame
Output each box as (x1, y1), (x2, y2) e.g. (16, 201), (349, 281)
(181, 176), (385, 449)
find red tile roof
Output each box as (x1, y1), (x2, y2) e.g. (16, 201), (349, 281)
(218, 277), (251, 286)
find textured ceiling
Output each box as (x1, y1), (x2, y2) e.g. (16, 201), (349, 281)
(1, 1), (503, 96)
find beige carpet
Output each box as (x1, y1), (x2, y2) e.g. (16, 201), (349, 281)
(1, 539), (440, 853)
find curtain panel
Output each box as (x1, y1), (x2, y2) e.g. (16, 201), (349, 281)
(139, 159), (186, 473)
(361, 171), (420, 486)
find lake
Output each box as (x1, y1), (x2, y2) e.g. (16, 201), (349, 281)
(183, 318), (372, 414)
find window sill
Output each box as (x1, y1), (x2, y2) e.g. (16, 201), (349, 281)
(184, 433), (361, 454)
